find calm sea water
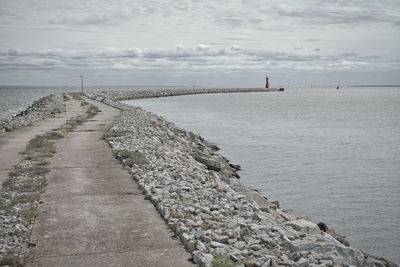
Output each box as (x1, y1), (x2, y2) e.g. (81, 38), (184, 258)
(125, 87), (400, 264)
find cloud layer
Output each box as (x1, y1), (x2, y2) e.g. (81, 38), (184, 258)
(1, 45), (395, 73)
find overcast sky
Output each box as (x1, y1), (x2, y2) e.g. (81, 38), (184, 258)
(0, 0), (399, 87)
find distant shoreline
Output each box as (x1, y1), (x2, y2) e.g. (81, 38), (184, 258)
(348, 85), (400, 87)
(1, 84), (400, 88)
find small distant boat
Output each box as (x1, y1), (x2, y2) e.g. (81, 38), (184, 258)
(336, 86), (340, 90)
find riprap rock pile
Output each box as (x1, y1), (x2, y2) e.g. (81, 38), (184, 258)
(91, 87), (282, 102)
(0, 94), (65, 133)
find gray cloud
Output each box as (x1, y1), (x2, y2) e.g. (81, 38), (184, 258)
(272, 0), (400, 27)
(3, 0), (398, 31)
(304, 38), (325, 42)
(0, 45), (391, 76)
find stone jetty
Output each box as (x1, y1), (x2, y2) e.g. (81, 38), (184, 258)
(0, 88), (397, 267)
(0, 94), (65, 133)
(92, 88), (284, 102)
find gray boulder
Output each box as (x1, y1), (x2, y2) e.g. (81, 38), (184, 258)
(284, 236), (365, 266)
(193, 156), (221, 171)
(284, 220), (321, 235)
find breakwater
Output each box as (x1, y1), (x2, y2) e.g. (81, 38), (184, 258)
(91, 87), (284, 102)
(0, 94), (65, 133)
(89, 88), (397, 267)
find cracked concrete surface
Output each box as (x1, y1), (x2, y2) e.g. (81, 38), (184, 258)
(0, 99), (84, 185)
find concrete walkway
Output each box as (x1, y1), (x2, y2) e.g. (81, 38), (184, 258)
(26, 99), (193, 266)
(0, 99), (84, 185)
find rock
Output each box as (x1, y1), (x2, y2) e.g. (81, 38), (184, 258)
(194, 231), (203, 239)
(283, 220), (321, 235)
(254, 212), (267, 221)
(209, 241), (224, 248)
(202, 234), (212, 243)
(244, 258), (258, 267)
(193, 156), (222, 171)
(326, 229), (350, 247)
(283, 236), (365, 266)
(246, 237), (260, 245)
(295, 257), (308, 267)
(233, 241), (246, 250)
(317, 222), (328, 232)
(196, 240), (207, 252)
(229, 163), (241, 170)
(240, 227), (251, 237)
(364, 253), (399, 267)
(202, 253), (214, 267)
(227, 238), (237, 244)
(214, 235), (229, 243)
(278, 260), (293, 266)
(230, 253), (240, 262)
(271, 201), (280, 209)
(232, 226), (241, 239)
(282, 226), (300, 241)
(241, 249), (252, 257)
(192, 251), (203, 265)
(261, 259), (271, 267)
(256, 234), (271, 243)
(187, 240), (196, 252)
(250, 244), (262, 251)
(278, 210), (299, 222)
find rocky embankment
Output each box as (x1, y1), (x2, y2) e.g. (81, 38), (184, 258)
(0, 94), (65, 133)
(89, 89), (397, 267)
(91, 87), (284, 102)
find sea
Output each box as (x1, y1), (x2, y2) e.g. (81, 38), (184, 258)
(1, 86), (399, 263)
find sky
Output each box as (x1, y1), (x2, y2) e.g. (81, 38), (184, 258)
(0, 0), (399, 87)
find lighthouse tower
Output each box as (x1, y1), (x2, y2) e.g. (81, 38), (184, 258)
(265, 76), (269, 88)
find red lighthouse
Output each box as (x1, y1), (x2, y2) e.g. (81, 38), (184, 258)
(265, 76), (269, 88)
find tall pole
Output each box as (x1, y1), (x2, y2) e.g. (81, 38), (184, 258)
(80, 75), (83, 94)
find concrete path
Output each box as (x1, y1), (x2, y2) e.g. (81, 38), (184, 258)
(26, 99), (193, 266)
(0, 99), (84, 185)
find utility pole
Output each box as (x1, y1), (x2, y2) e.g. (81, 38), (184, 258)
(80, 75), (84, 94)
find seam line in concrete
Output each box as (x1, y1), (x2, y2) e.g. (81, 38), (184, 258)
(40, 192), (140, 198)
(50, 166), (121, 169)
(29, 246), (185, 260)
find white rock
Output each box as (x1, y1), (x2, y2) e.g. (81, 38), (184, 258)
(283, 220), (321, 235)
(196, 240), (207, 252)
(209, 241), (224, 248)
